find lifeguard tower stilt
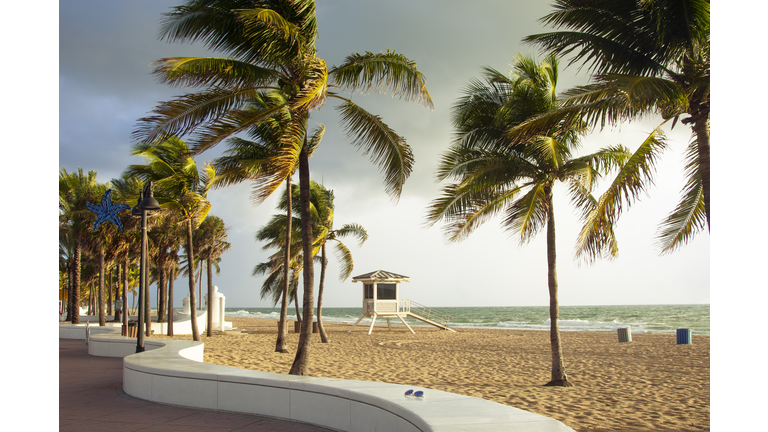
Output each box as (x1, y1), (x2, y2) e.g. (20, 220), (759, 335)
(347, 270), (456, 334)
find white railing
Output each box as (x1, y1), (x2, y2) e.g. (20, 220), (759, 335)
(403, 300), (453, 326)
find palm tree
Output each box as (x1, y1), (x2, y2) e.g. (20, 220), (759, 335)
(133, 0), (432, 375)
(60, 168), (108, 324)
(292, 181), (367, 343)
(194, 215), (231, 336)
(125, 136), (216, 341)
(521, 0), (710, 253)
(253, 212), (304, 325)
(213, 92), (321, 352)
(426, 54), (633, 387)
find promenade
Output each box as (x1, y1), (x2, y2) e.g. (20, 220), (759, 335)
(59, 338), (335, 432)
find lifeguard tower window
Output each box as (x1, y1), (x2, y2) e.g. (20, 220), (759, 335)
(377, 283), (397, 300)
(364, 284), (374, 299)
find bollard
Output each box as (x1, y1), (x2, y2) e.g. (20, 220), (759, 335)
(617, 327), (632, 343)
(676, 328), (692, 344)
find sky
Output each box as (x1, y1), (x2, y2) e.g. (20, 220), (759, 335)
(56, 0), (713, 309)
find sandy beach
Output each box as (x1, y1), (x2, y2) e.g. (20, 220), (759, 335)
(149, 317), (709, 432)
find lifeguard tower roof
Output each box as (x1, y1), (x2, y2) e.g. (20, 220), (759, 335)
(352, 270), (409, 282)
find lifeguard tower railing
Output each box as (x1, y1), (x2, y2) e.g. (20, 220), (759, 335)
(364, 299), (453, 326)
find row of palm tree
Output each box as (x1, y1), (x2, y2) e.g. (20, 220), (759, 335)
(59, 161), (231, 340)
(131, 0), (432, 375)
(124, 0), (708, 385)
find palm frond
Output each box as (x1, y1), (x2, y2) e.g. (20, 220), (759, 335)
(574, 126), (667, 262)
(152, 57), (282, 89)
(332, 241), (355, 282)
(330, 50), (433, 109)
(334, 223), (368, 246)
(655, 139), (707, 254)
(503, 183), (549, 244)
(335, 99), (414, 201)
(132, 87), (275, 146)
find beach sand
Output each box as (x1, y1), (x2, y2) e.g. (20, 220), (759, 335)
(149, 317), (709, 432)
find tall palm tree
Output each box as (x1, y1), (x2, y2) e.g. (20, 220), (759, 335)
(253, 212), (304, 322)
(133, 0), (432, 375)
(274, 181), (367, 343)
(521, 0), (710, 253)
(194, 215), (231, 336)
(125, 136), (216, 341)
(426, 54), (633, 387)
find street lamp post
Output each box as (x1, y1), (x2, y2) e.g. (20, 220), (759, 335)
(132, 182), (160, 353)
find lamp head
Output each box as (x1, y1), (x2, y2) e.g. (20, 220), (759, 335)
(138, 182), (161, 212)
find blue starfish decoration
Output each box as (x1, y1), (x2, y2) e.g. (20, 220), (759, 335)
(87, 189), (131, 231)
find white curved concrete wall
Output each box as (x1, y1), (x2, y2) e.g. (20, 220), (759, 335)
(62, 310), (207, 335)
(60, 325), (575, 432)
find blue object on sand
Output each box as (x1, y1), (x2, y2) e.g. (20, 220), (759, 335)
(676, 328), (692, 344)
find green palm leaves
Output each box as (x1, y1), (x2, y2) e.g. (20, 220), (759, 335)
(524, 0), (710, 252)
(427, 54), (630, 260)
(133, 1), (431, 202)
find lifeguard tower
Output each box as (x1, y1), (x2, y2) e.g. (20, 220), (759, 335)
(347, 270), (456, 334)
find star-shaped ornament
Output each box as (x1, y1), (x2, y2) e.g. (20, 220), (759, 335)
(87, 189), (131, 231)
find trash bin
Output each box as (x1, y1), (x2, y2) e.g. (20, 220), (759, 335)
(617, 327), (632, 343)
(123, 322), (138, 337)
(293, 321), (319, 333)
(676, 328), (692, 345)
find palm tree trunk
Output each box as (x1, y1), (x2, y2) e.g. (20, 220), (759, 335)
(122, 257), (128, 328)
(186, 220), (200, 341)
(206, 256), (214, 337)
(543, 191), (572, 387)
(317, 243), (329, 343)
(99, 247), (106, 326)
(168, 265), (175, 336)
(144, 254), (151, 337)
(290, 128), (314, 376)
(158, 261), (167, 323)
(294, 286), (301, 324)
(276, 176), (292, 353)
(198, 263), (204, 310)
(107, 267), (113, 317)
(72, 243), (82, 324)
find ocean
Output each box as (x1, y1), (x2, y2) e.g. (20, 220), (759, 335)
(225, 304), (710, 336)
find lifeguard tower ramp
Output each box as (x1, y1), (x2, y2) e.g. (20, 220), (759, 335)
(346, 270), (456, 334)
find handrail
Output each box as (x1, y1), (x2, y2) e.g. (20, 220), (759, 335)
(402, 300), (452, 325)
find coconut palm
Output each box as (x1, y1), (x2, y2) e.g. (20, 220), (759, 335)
(426, 54), (633, 386)
(279, 181), (367, 343)
(125, 136), (216, 341)
(253, 214), (304, 319)
(521, 0), (710, 253)
(194, 215), (231, 336)
(133, 0), (432, 375)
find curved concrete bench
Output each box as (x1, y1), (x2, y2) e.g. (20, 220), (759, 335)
(60, 324), (575, 432)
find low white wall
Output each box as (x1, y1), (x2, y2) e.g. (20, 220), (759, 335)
(60, 325), (575, 432)
(61, 310), (207, 335)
